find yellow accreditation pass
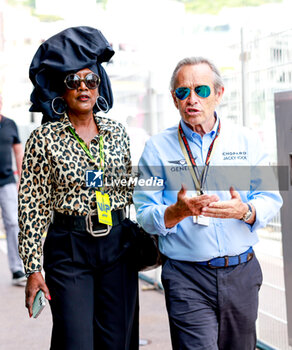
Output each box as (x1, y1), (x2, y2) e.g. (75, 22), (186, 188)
(96, 191), (113, 226)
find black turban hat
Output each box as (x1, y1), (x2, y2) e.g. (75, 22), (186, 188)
(29, 26), (115, 124)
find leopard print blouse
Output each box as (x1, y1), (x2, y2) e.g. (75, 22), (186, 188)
(18, 114), (133, 274)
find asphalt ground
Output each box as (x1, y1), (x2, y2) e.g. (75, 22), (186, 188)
(0, 227), (287, 349)
(0, 239), (171, 350)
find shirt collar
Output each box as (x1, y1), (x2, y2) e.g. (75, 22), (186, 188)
(180, 112), (219, 141)
(94, 115), (117, 134)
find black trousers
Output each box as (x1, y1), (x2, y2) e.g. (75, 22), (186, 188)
(43, 222), (139, 350)
(161, 255), (263, 350)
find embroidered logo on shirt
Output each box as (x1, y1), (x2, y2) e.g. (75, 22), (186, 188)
(222, 151), (247, 160)
(168, 159), (189, 172)
(168, 159), (187, 165)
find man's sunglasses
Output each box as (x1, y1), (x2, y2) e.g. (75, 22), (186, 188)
(64, 73), (100, 90)
(175, 85), (211, 100)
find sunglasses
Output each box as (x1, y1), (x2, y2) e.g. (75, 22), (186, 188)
(64, 73), (100, 90)
(175, 85), (211, 100)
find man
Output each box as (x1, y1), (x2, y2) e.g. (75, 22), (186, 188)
(133, 57), (282, 349)
(0, 94), (25, 285)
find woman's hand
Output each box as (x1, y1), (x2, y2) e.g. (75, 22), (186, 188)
(25, 272), (51, 318)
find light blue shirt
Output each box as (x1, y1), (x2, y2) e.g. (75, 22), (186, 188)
(133, 117), (283, 262)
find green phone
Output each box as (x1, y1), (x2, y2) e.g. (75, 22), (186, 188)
(32, 290), (46, 318)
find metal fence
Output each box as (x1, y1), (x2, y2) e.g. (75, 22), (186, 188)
(220, 29), (291, 349)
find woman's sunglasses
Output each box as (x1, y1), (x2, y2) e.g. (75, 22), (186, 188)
(64, 73), (100, 90)
(175, 85), (211, 100)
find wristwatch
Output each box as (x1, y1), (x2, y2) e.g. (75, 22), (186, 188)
(241, 203), (253, 222)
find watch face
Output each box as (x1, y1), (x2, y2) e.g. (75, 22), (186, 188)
(243, 205), (252, 222)
(243, 211), (252, 221)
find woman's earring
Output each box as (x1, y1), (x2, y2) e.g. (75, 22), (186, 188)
(51, 97), (66, 115)
(96, 96), (109, 113)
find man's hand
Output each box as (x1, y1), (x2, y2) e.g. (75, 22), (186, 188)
(25, 272), (51, 318)
(164, 185), (219, 228)
(201, 187), (255, 223)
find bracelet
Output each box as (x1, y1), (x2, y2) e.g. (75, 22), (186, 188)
(25, 270), (41, 278)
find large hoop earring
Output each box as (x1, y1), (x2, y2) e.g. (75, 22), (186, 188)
(96, 96), (109, 113)
(51, 97), (66, 115)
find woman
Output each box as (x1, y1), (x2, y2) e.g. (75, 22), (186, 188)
(18, 26), (138, 350)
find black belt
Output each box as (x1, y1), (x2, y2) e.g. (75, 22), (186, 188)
(52, 209), (126, 237)
(195, 247), (254, 269)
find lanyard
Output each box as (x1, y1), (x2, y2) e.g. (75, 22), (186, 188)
(68, 126), (105, 187)
(178, 120), (221, 194)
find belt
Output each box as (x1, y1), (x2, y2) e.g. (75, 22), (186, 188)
(52, 209), (126, 237)
(195, 247), (254, 269)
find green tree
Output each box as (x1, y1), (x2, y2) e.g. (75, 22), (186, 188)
(24, 0), (35, 8)
(7, 0), (35, 7)
(96, 0), (108, 8)
(178, 0), (282, 14)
